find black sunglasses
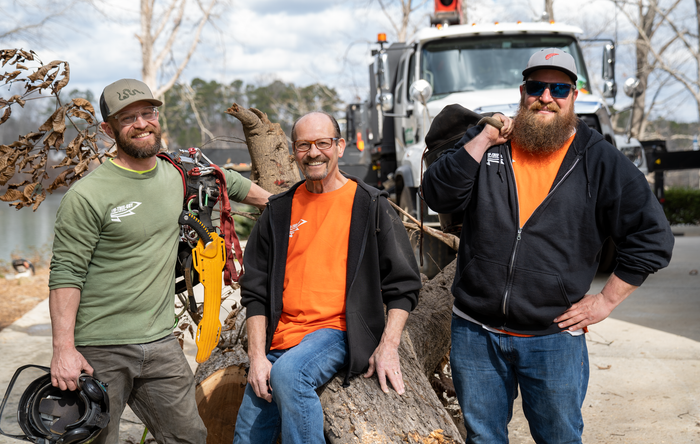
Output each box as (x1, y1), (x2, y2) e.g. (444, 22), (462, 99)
(524, 81), (574, 99)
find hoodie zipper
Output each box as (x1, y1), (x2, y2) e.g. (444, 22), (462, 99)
(499, 151), (582, 320)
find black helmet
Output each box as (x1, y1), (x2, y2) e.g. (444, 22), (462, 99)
(0, 365), (109, 444)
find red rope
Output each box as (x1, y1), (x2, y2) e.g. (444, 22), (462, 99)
(211, 164), (244, 284)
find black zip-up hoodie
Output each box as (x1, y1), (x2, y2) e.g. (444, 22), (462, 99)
(240, 177), (421, 384)
(422, 120), (674, 336)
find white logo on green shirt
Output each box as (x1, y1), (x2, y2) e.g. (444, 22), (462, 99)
(289, 219), (307, 238)
(111, 202), (142, 222)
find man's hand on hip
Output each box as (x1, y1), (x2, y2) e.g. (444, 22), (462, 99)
(50, 347), (93, 391)
(554, 273), (638, 331)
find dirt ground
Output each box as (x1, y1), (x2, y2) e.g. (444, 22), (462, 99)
(0, 268), (49, 331)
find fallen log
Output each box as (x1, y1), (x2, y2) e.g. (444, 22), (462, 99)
(195, 106), (463, 443)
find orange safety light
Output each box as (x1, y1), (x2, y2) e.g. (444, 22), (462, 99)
(436, 23), (443, 30)
(494, 21), (499, 25)
(356, 132), (365, 152)
(377, 33), (387, 43)
(550, 20), (555, 24)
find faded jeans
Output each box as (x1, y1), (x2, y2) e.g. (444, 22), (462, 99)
(450, 314), (589, 444)
(233, 328), (348, 444)
(77, 333), (206, 444)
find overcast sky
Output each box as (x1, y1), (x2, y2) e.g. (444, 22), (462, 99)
(1, 0), (698, 122)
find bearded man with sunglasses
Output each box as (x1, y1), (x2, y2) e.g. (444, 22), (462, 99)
(48, 79), (271, 444)
(422, 49), (673, 443)
(233, 112), (421, 443)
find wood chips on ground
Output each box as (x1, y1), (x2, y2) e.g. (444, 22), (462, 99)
(0, 268), (49, 331)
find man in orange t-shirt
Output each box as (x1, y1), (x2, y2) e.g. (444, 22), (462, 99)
(234, 112), (421, 443)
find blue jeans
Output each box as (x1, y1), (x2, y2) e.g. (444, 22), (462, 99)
(233, 328), (348, 444)
(450, 314), (589, 444)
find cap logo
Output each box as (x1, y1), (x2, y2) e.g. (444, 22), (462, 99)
(116, 89), (146, 101)
(545, 53), (558, 60)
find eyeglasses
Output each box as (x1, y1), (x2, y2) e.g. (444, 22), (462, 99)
(524, 81), (574, 99)
(293, 138), (338, 152)
(113, 106), (159, 127)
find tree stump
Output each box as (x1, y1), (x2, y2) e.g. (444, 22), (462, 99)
(224, 104), (299, 194)
(195, 105), (463, 443)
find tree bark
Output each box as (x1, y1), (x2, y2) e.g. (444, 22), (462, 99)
(321, 262), (460, 443)
(631, 0), (656, 139)
(545, 0), (555, 22)
(225, 104), (300, 194)
(195, 105), (462, 444)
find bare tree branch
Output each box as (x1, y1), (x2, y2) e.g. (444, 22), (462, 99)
(153, 0), (217, 98)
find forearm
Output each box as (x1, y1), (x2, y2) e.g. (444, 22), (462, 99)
(379, 309), (409, 349)
(49, 287), (81, 350)
(241, 183), (271, 211)
(600, 272), (638, 310)
(464, 131), (498, 163)
(246, 315), (268, 360)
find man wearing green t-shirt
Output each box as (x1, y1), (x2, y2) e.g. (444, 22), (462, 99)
(48, 79), (270, 444)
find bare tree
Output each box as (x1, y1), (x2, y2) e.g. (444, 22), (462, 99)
(0, 0), (91, 46)
(137, 0), (218, 99)
(612, 0), (685, 137)
(461, 0), (469, 24)
(643, 0), (700, 124)
(376, 0), (430, 42)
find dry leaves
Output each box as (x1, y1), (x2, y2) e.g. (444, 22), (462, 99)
(0, 49), (104, 210)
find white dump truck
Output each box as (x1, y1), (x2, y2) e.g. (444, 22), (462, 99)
(345, 9), (649, 275)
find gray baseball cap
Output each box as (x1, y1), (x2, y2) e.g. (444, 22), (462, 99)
(99, 79), (163, 120)
(522, 48), (578, 82)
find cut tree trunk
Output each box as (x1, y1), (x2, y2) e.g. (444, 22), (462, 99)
(195, 106), (462, 444)
(224, 104), (300, 194)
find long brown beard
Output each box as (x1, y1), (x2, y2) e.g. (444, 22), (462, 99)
(511, 95), (579, 155)
(115, 124), (162, 159)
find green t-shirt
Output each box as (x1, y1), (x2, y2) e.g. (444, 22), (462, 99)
(49, 158), (251, 346)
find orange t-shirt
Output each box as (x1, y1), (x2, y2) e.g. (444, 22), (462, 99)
(270, 180), (358, 350)
(510, 134), (575, 227)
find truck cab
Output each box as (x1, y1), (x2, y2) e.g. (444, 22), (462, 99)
(355, 21), (621, 276)
(362, 23), (619, 219)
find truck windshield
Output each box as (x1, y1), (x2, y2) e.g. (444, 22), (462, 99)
(421, 34), (590, 100)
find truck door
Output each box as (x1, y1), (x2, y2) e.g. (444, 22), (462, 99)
(393, 50), (418, 162)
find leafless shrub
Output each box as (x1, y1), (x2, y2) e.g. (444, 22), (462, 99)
(0, 49), (107, 210)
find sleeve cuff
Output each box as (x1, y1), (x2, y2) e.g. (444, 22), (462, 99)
(386, 293), (418, 313)
(613, 267), (648, 287)
(243, 300), (266, 318)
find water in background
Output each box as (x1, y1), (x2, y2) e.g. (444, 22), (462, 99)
(0, 192), (63, 262)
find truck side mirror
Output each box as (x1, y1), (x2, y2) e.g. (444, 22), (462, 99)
(602, 43), (617, 99)
(409, 79), (433, 104)
(376, 92), (394, 112)
(623, 77), (643, 98)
